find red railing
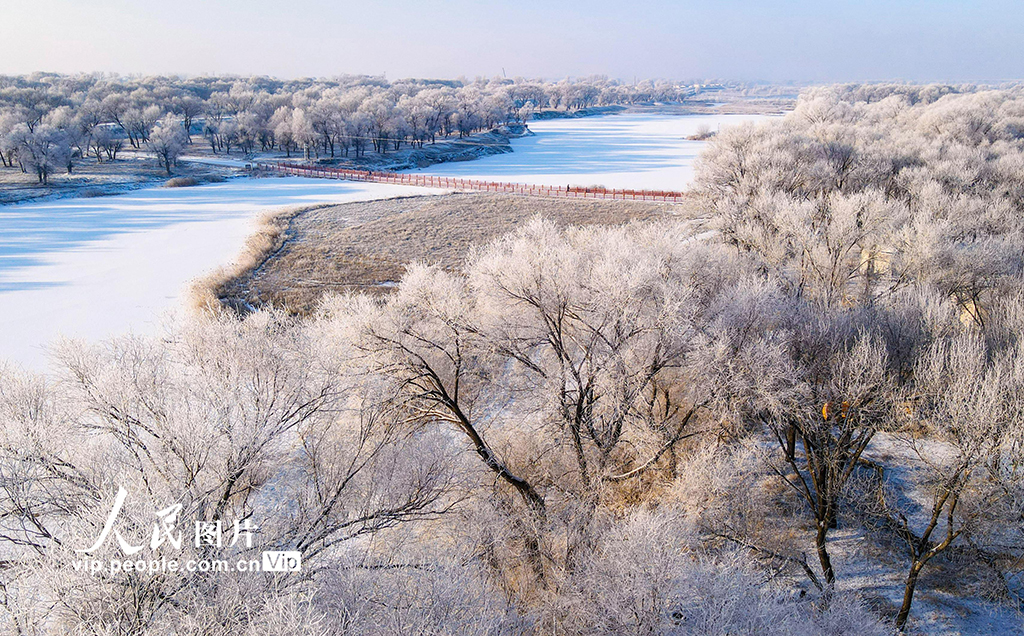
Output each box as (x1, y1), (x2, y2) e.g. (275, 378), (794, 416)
(253, 162), (686, 202)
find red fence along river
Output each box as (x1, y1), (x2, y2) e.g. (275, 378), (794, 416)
(254, 162), (686, 203)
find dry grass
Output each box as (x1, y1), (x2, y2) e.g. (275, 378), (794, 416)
(188, 204), (322, 314)
(164, 176), (199, 187)
(209, 192), (696, 315)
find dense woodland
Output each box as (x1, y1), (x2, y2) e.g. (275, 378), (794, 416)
(1, 84), (1023, 634)
(0, 73), (719, 181)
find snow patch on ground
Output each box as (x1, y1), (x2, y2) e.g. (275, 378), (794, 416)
(179, 155), (251, 168)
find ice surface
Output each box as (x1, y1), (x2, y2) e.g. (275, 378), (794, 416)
(410, 113), (779, 191)
(0, 178), (440, 370)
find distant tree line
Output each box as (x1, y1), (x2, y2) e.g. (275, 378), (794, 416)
(0, 73), (704, 181)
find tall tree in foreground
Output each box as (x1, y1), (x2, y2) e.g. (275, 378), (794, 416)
(761, 328), (893, 587)
(329, 219), (726, 589)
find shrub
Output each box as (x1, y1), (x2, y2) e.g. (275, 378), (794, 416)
(164, 176), (198, 187)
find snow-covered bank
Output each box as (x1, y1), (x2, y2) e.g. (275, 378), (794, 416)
(411, 113), (779, 191)
(0, 178), (441, 370)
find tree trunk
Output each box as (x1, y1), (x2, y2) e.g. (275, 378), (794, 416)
(785, 424), (797, 460)
(815, 520), (836, 586)
(895, 562), (924, 631)
(565, 495), (598, 575)
(522, 528), (547, 586)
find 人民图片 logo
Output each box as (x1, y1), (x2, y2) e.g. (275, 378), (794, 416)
(70, 486), (299, 576)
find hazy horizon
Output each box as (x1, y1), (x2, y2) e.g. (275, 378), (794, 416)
(1, 0), (1021, 83)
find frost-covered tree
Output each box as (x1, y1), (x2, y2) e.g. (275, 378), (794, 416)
(858, 333), (1024, 630)
(148, 114), (187, 175)
(11, 123), (71, 184)
(692, 83), (1024, 629)
(326, 219), (737, 588)
(0, 110), (23, 168)
(0, 312), (458, 633)
(172, 94), (204, 143)
(92, 125), (123, 161)
(289, 108), (318, 160)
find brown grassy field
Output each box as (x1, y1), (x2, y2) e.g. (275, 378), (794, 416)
(208, 192), (694, 315)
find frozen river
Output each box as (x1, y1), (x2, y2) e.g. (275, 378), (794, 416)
(0, 179), (438, 370)
(413, 113), (778, 191)
(0, 111), (775, 371)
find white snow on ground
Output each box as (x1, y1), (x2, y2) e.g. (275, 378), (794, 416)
(410, 113), (779, 191)
(179, 155), (251, 168)
(0, 177), (441, 371)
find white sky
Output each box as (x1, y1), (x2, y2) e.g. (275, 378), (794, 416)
(0, 0), (1021, 82)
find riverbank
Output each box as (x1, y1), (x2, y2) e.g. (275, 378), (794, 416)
(0, 154), (238, 206)
(532, 97), (793, 120)
(209, 192), (694, 315)
(0, 124), (528, 206)
(315, 123), (534, 171)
